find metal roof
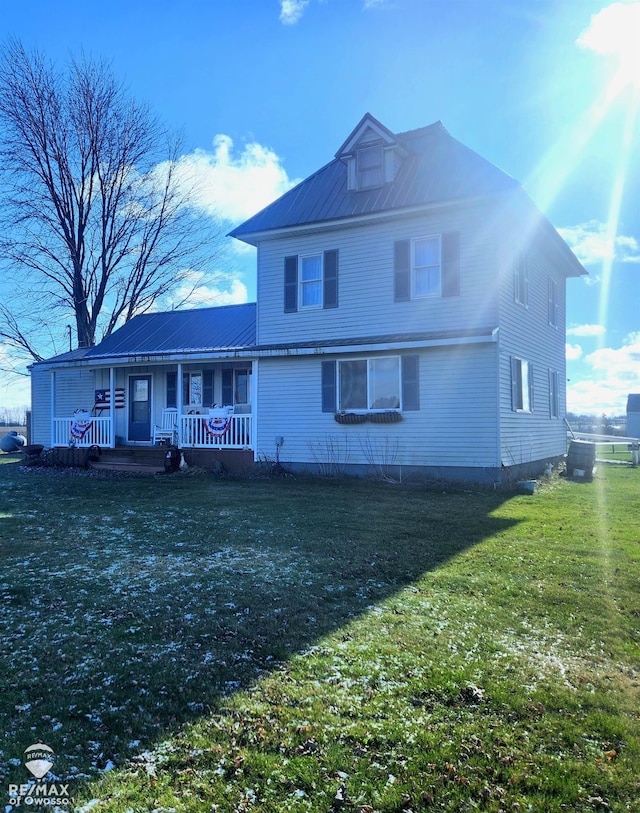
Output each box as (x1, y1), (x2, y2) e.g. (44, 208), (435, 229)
(252, 326), (497, 352)
(229, 120), (521, 242)
(82, 303), (256, 359)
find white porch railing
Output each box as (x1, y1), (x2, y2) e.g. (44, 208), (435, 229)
(51, 414), (252, 450)
(53, 416), (113, 447)
(181, 414), (252, 449)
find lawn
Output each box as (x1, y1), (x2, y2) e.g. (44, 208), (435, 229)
(0, 459), (638, 811)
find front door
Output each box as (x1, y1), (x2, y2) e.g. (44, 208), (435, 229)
(128, 376), (151, 441)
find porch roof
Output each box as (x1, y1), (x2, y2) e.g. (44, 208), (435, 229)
(84, 303), (257, 360)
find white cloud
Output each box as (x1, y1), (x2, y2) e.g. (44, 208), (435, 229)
(558, 220), (640, 267)
(161, 270), (249, 311)
(172, 135), (299, 227)
(577, 2), (640, 57)
(280, 0), (309, 24)
(565, 343), (583, 361)
(566, 323), (606, 337)
(567, 331), (640, 415)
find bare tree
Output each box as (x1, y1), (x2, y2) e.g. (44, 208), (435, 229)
(0, 39), (221, 361)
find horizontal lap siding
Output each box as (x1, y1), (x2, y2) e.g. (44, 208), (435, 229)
(498, 228), (568, 464)
(54, 368), (96, 419)
(257, 204), (500, 345)
(30, 367), (51, 446)
(256, 344), (499, 469)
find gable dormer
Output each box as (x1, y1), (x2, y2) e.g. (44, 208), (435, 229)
(335, 113), (408, 191)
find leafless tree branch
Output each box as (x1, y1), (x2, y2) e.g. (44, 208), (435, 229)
(0, 39), (222, 365)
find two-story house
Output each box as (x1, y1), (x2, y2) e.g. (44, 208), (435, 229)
(29, 114), (586, 483)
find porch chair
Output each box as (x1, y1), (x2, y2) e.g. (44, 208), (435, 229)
(153, 408), (178, 445)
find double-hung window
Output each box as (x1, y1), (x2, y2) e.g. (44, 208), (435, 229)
(394, 232), (459, 301)
(549, 369), (560, 418)
(511, 357), (533, 412)
(357, 144), (384, 189)
(413, 236), (441, 298)
(300, 254), (323, 308)
(183, 372), (203, 408)
(284, 250), (339, 312)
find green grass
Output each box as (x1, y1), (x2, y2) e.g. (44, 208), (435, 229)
(0, 462), (638, 811)
(595, 443), (634, 463)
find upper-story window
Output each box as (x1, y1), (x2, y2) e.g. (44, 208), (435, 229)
(548, 277), (558, 327)
(514, 253), (529, 306)
(284, 250), (339, 313)
(357, 144), (384, 190)
(394, 232), (460, 301)
(300, 254), (323, 308)
(413, 236), (441, 298)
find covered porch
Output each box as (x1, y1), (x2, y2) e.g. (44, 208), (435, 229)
(49, 360), (255, 452)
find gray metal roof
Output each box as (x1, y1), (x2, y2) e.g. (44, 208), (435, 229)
(82, 303), (256, 359)
(252, 326), (497, 352)
(229, 119), (521, 242)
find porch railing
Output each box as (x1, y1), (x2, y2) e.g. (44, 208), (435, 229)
(51, 414), (252, 450)
(53, 416), (113, 447)
(181, 414), (252, 449)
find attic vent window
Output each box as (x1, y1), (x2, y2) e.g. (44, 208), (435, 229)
(357, 144), (384, 189)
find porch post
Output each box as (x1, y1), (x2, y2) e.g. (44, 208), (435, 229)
(251, 359), (258, 461)
(177, 362), (183, 447)
(50, 369), (55, 447)
(109, 367), (116, 448)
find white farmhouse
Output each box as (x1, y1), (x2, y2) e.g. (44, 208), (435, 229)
(30, 114), (586, 483)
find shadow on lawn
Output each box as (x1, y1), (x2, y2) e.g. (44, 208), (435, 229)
(0, 466), (519, 784)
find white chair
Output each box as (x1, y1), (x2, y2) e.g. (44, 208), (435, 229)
(153, 408), (178, 445)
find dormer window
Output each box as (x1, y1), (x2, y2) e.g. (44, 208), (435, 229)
(357, 144), (384, 189)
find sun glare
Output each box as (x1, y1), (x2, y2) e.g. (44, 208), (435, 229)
(577, 2), (640, 93)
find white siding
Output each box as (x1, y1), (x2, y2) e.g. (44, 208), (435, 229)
(255, 344), (499, 470)
(256, 202), (501, 346)
(30, 367), (52, 446)
(497, 217), (568, 464)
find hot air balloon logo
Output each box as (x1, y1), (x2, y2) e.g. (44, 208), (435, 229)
(24, 743), (55, 779)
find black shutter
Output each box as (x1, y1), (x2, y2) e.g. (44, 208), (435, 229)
(284, 255), (298, 313)
(323, 249), (338, 309)
(166, 372), (177, 408)
(203, 370), (215, 408)
(394, 240), (411, 301)
(402, 355), (420, 411)
(222, 368), (234, 405)
(321, 361), (337, 413)
(441, 231), (460, 297)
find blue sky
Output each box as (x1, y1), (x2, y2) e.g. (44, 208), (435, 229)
(0, 0), (639, 416)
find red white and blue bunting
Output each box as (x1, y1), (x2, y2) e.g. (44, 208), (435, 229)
(203, 415), (232, 437)
(70, 411), (92, 440)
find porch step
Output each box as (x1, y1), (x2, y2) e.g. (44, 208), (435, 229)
(89, 446), (169, 474)
(89, 459), (166, 475)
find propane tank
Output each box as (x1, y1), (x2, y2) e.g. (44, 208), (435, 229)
(0, 431), (26, 452)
